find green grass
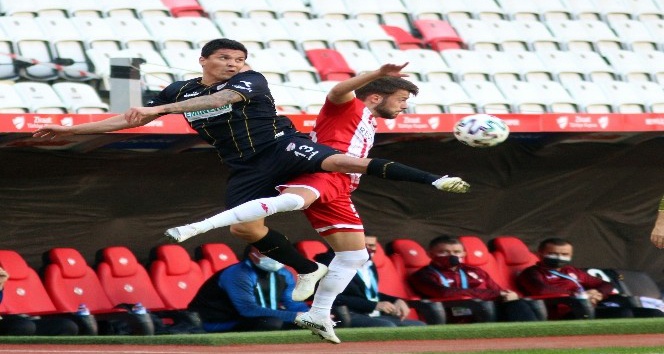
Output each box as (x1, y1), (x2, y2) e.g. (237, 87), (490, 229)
(0, 318), (663, 346)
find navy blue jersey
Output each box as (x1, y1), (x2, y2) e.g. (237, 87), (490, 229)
(147, 70), (300, 160)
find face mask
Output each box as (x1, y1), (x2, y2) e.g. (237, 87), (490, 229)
(433, 255), (461, 269)
(255, 257), (284, 272)
(542, 255), (571, 268)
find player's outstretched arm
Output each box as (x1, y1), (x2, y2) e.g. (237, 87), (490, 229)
(327, 63), (409, 104)
(33, 113), (136, 139)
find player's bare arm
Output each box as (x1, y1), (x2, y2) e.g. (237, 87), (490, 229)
(327, 63), (409, 104)
(124, 90), (244, 126)
(33, 114), (134, 139)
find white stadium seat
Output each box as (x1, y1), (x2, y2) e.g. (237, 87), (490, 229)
(507, 51), (554, 82)
(533, 0), (573, 21)
(608, 19), (659, 52)
(70, 17), (122, 52)
(495, 0), (540, 21)
(411, 81), (477, 114)
(470, 0), (506, 20)
(284, 82), (328, 114)
(629, 81), (664, 112)
(269, 83), (304, 114)
(336, 48), (381, 76)
(485, 19), (530, 51)
(196, 0), (242, 19)
(238, 0), (277, 19)
(401, 0), (444, 20)
(281, 18), (330, 51)
(52, 82), (109, 114)
(627, 0), (664, 21)
(449, 18), (502, 51)
(495, 80), (548, 114)
(602, 50), (653, 82)
(160, 48), (203, 81)
(252, 48), (319, 84)
(107, 17), (158, 51)
(308, 0), (350, 20)
(535, 50), (585, 84)
(564, 0), (602, 21)
(595, 80), (647, 113)
(476, 51), (521, 83)
(460, 80), (511, 114)
(440, 49), (492, 82)
(562, 81), (613, 113)
(64, 0), (105, 18)
(531, 81), (579, 113)
(254, 18), (298, 50)
(175, 17), (223, 49)
(370, 49), (423, 81)
(344, 19), (397, 52)
(13, 82), (68, 113)
(311, 19), (363, 50)
(141, 17), (195, 51)
(214, 18), (265, 51)
(0, 83), (30, 113)
(401, 49), (455, 82)
(35, 17), (92, 81)
(592, 0), (634, 22)
(0, 17), (58, 81)
(510, 20), (562, 51)
(266, 0), (311, 19)
(572, 51), (618, 82)
(546, 20), (622, 52)
(635, 50), (664, 84)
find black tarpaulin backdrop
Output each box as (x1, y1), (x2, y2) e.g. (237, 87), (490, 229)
(1, 136), (663, 286)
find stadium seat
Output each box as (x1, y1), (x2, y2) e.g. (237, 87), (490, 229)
(342, 0), (384, 23)
(629, 81), (664, 112)
(608, 19), (659, 52)
(595, 81), (647, 113)
(484, 19), (530, 51)
(476, 51), (521, 82)
(0, 83), (29, 113)
(635, 51), (664, 84)
(246, 50), (288, 83)
(149, 244), (205, 310)
(308, 0), (350, 20)
(448, 18), (502, 51)
(534, 0), (573, 21)
(495, 81), (548, 114)
(440, 49), (491, 81)
(564, 0), (602, 21)
(311, 18), (363, 50)
(0, 250), (61, 315)
(345, 19), (397, 52)
(381, 25), (425, 50)
(175, 17), (223, 49)
(13, 82), (67, 114)
(196, 0), (242, 19)
(510, 20), (562, 51)
(351, 0), (411, 29)
(602, 50), (652, 82)
(593, 0), (634, 22)
(572, 51), (618, 82)
(214, 18), (265, 51)
(65, 0), (105, 18)
(106, 17), (157, 51)
(96, 246), (167, 311)
(141, 17), (195, 50)
(0, 17), (58, 81)
(195, 243), (239, 279)
(386, 239), (430, 276)
(336, 48), (382, 76)
(371, 49), (423, 80)
(535, 50), (585, 84)
(237, 0), (276, 19)
(305, 49), (355, 81)
(253, 18), (298, 50)
(495, 0), (540, 21)
(52, 82), (109, 114)
(507, 51), (554, 82)
(530, 81), (579, 113)
(488, 236), (540, 292)
(562, 81), (613, 113)
(401, 0), (444, 20)
(70, 17), (123, 52)
(546, 19), (621, 52)
(409, 81), (477, 113)
(106, 0), (171, 18)
(412, 19), (464, 51)
(281, 18), (330, 51)
(111, 49), (176, 91)
(435, 0), (475, 22)
(266, 83), (304, 114)
(267, 0), (311, 19)
(460, 80), (511, 114)
(160, 0), (206, 18)
(294, 240), (330, 261)
(458, 236), (510, 289)
(161, 48), (203, 81)
(287, 82), (328, 114)
(0, 26), (16, 80)
(628, 0), (664, 21)
(402, 49), (455, 82)
(35, 17), (92, 81)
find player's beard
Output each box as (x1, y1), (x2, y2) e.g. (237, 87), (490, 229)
(374, 101), (402, 119)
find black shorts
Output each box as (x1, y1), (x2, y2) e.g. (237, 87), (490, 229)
(224, 135), (340, 208)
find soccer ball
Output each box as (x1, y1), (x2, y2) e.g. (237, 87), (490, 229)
(453, 114), (509, 148)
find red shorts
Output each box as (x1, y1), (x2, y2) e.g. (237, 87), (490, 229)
(278, 172), (363, 236)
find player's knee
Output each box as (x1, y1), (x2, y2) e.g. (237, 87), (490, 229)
(229, 224), (265, 242)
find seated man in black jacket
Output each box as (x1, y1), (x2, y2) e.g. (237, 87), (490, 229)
(315, 236), (425, 327)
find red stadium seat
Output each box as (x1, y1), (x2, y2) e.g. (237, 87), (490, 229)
(381, 25), (425, 50)
(160, 0), (206, 17)
(149, 244), (205, 310)
(0, 250), (60, 315)
(43, 247), (116, 313)
(305, 49), (355, 81)
(96, 246), (166, 311)
(458, 235), (510, 290)
(196, 243), (239, 279)
(295, 240), (329, 261)
(386, 238), (430, 276)
(488, 236), (539, 292)
(413, 19), (464, 51)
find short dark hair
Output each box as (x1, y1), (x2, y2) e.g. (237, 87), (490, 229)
(537, 237), (571, 252)
(201, 38), (248, 58)
(428, 235), (462, 249)
(355, 77), (419, 100)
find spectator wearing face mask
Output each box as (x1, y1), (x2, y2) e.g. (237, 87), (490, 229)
(188, 246), (309, 332)
(314, 235), (426, 327)
(409, 235), (540, 322)
(517, 237), (663, 319)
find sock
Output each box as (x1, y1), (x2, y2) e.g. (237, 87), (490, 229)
(251, 229), (318, 274)
(367, 158), (440, 185)
(187, 193), (305, 232)
(310, 249), (370, 319)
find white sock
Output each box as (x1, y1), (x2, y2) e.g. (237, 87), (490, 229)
(310, 249), (369, 320)
(187, 193), (306, 232)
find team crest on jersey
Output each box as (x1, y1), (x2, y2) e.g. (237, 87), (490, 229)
(285, 142), (296, 151)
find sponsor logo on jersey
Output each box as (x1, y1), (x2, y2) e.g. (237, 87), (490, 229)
(183, 104), (232, 122)
(183, 92), (200, 98)
(232, 81), (253, 92)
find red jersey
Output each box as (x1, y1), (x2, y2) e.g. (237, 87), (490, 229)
(311, 97), (377, 190)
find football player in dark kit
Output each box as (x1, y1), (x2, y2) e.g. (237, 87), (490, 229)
(34, 38), (469, 340)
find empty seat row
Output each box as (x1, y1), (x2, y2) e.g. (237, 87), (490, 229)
(0, 0), (172, 18)
(0, 81), (108, 113)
